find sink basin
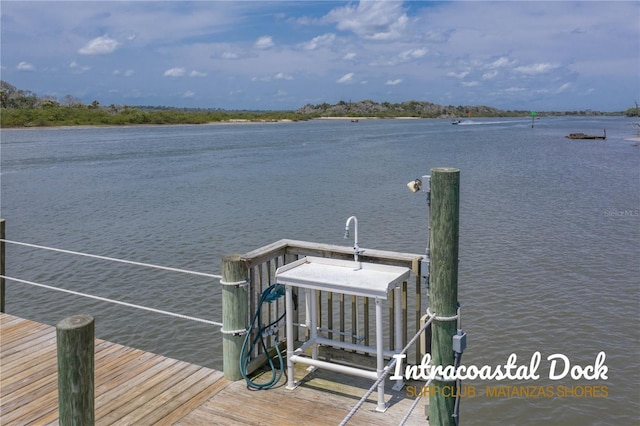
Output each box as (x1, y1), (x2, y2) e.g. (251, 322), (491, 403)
(275, 256), (411, 299)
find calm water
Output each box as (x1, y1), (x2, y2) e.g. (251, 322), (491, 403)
(1, 117), (639, 424)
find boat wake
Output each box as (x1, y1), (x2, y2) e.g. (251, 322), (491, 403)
(457, 119), (531, 126)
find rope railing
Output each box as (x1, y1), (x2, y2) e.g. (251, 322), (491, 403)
(339, 311), (437, 426)
(0, 274), (223, 327)
(0, 238), (222, 279)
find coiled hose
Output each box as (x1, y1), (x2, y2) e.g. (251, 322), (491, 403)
(239, 284), (287, 390)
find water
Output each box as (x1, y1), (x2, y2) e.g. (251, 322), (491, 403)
(1, 117), (638, 424)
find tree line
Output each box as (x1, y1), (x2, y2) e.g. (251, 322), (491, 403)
(1, 80), (635, 128)
(0, 81), (305, 127)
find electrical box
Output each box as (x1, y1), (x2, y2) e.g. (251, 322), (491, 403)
(452, 330), (467, 354)
(420, 258), (430, 279)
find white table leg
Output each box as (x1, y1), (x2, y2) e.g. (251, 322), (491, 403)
(392, 285), (405, 391)
(310, 289), (318, 362)
(375, 298), (387, 412)
(286, 285), (297, 390)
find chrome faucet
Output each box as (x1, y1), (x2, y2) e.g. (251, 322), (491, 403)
(344, 215), (361, 262)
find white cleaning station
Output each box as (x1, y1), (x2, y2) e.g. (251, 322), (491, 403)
(275, 255), (411, 412)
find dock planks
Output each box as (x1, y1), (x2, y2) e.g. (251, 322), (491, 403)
(1, 313), (427, 425)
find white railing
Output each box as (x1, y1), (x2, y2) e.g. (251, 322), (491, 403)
(0, 238), (223, 327)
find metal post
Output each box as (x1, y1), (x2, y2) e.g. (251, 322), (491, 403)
(375, 297), (387, 412)
(285, 285), (296, 389)
(392, 285), (405, 391)
(310, 289), (318, 361)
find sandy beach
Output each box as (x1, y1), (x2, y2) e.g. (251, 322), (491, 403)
(314, 116), (423, 120)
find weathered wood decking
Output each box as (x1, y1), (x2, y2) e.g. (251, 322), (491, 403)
(1, 313), (427, 425)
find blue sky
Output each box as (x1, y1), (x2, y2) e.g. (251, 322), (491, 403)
(1, 1), (638, 111)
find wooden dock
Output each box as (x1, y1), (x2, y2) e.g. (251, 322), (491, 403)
(1, 313), (427, 425)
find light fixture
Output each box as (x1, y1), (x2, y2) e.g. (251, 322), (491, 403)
(406, 178), (422, 193)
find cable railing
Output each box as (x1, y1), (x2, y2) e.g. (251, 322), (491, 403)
(0, 274), (223, 327)
(339, 311), (437, 426)
(1, 239), (222, 279)
(0, 238), (224, 327)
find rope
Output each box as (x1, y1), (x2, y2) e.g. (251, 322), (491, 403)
(219, 279), (249, 287)
(0, 239), (222, 279)
(398, 307), (463, 425)
(0, 275), (223, 327)
(398, 377), (434, 426)
(220, 327), (248, 336)
(426, 306), (458, 322)
(339, 311), (437, 426)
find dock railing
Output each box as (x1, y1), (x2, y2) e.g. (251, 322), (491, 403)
(238, 239), (427, 370)
(0, 217), (428, 378)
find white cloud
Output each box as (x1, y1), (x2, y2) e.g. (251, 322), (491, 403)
(78, 35), (120, 55)
(222, 51), (240, 59)
(302, 33), (336, 50)
(482, 70), (498, 80)
(486, 57), (516, 69)
(337, 72), (354, 84)
(385, 79), (402, 86)
(114, 69), (135, 77)
(253, 72), (294, 82)
(164, 67), (186, 77)
(462, 81), (480, 87)
(556, 82), (572, 93)
(182, 91), (195, 98)
(69, 60), (90, 74)
(254, 36), (274, 49)
(324, 1), (409, 40)
(447, 71), (469, 79)
(514, 63), (557, 75)
(343, 52), (357, 60)
(274, 72), (293, 80)
(190, 70), (207, 77)
(17, 61), (35, 71)
(399, 48), (427, 61)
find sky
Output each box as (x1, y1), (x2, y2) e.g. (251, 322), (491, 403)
(1, 1), (638, 111)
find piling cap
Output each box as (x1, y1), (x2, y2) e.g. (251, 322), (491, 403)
(431, 167), (460, 173)
(56, 314), (94, 330)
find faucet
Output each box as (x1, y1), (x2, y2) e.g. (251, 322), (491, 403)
(344, 215), (361, 262)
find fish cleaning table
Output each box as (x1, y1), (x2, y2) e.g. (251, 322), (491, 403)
(275, 256), (411, 412)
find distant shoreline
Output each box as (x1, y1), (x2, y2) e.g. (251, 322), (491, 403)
(0, 116), (429, 129)
(0, 120), (293, 130)
(2, 115), (637, 131)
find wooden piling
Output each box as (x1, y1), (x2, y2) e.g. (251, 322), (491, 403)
(56, 314), (95, 426)
(429, 168), (460, 426)
(1, 218), (5, 313)
(221, 254), (249, 381)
